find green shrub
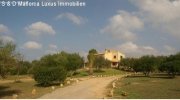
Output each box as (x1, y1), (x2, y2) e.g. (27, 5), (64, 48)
(93, 56), (111, 70)
(9, 67), (17, 75)
(79, 71), (89, 76)
(33, 66), (67, 86)
(72, 70), (89, 77)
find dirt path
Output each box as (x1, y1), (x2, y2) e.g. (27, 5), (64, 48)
(39, 75), (124, 99)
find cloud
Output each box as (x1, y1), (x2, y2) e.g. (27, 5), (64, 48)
(22, 41), (42, 49)
(44, 44), (59, 54)
(164, 45), (176, 52)
(0, 35), (15, 43)
(117, 41), (158, 57)
(101, 10), (144, 41)
(25, 21), (56, 36)
(131, 0), (180, 38)
(79, 51), (88, 62)
(45, 50), (58, 55)
(0, 24), (14, 44)
(163, 45), (177, 55)
(56, 12), (86, 25)
(49, 44), (58, 49)
(0, 24), (10, 34)
(79, 51), (87, 58)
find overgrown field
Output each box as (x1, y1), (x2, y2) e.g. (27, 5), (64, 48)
(0, 75), (75, 99)
(72, 68), (127, 77)
(0, 69), (126, 99)
(113, 74), (180, 99)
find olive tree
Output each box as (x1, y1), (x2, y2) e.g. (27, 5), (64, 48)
(0, 41), (17, 78)
(138, 55), (156, 76)
(93, 56), (111, 71)
(87, 49), (97, 74)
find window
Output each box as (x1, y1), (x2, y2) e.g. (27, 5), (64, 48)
(114, 55), (116, 59)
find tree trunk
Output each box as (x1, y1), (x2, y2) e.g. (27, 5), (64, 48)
(89, 62), (93, 75)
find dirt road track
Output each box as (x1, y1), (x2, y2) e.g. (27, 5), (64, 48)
(39, 75), (123, 99)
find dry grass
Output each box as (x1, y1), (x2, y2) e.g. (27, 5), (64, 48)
(113, 74), (180, 99)
(73, 68), (127, 78)
(93, 68), (126, 76)
(0, 75), (75, 99)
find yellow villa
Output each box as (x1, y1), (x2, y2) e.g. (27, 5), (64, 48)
(96, 49), (125, 67)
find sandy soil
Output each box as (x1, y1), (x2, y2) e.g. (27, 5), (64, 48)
(0, 77), (33, 84)
(39, 76), (123, 99)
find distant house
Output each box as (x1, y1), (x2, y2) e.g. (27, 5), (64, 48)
(96, 49), (125, 68)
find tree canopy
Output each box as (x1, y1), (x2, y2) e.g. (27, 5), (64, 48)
(120, 53), (180, 77)
(0, 41), (18, 78)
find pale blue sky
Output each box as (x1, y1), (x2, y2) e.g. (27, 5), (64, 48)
(0, 0), (180, 61)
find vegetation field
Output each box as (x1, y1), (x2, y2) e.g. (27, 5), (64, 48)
(113, 74), (180, 99)
(72, 68), (127, 78)
(0, 75), (75, 99)
(0, 68), (126, 99)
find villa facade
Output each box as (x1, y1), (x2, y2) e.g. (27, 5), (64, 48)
(96, 49), (125, 68)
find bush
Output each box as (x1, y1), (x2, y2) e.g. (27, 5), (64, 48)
(79, 71), (89, 76)
(93, 56), (111, 70)
(33, 66), (67, 86)
(160, 61), (180, 77)
(72, 70), (89, 77)
(159, 53), (180, 77)
(66, 53), (84, 72)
